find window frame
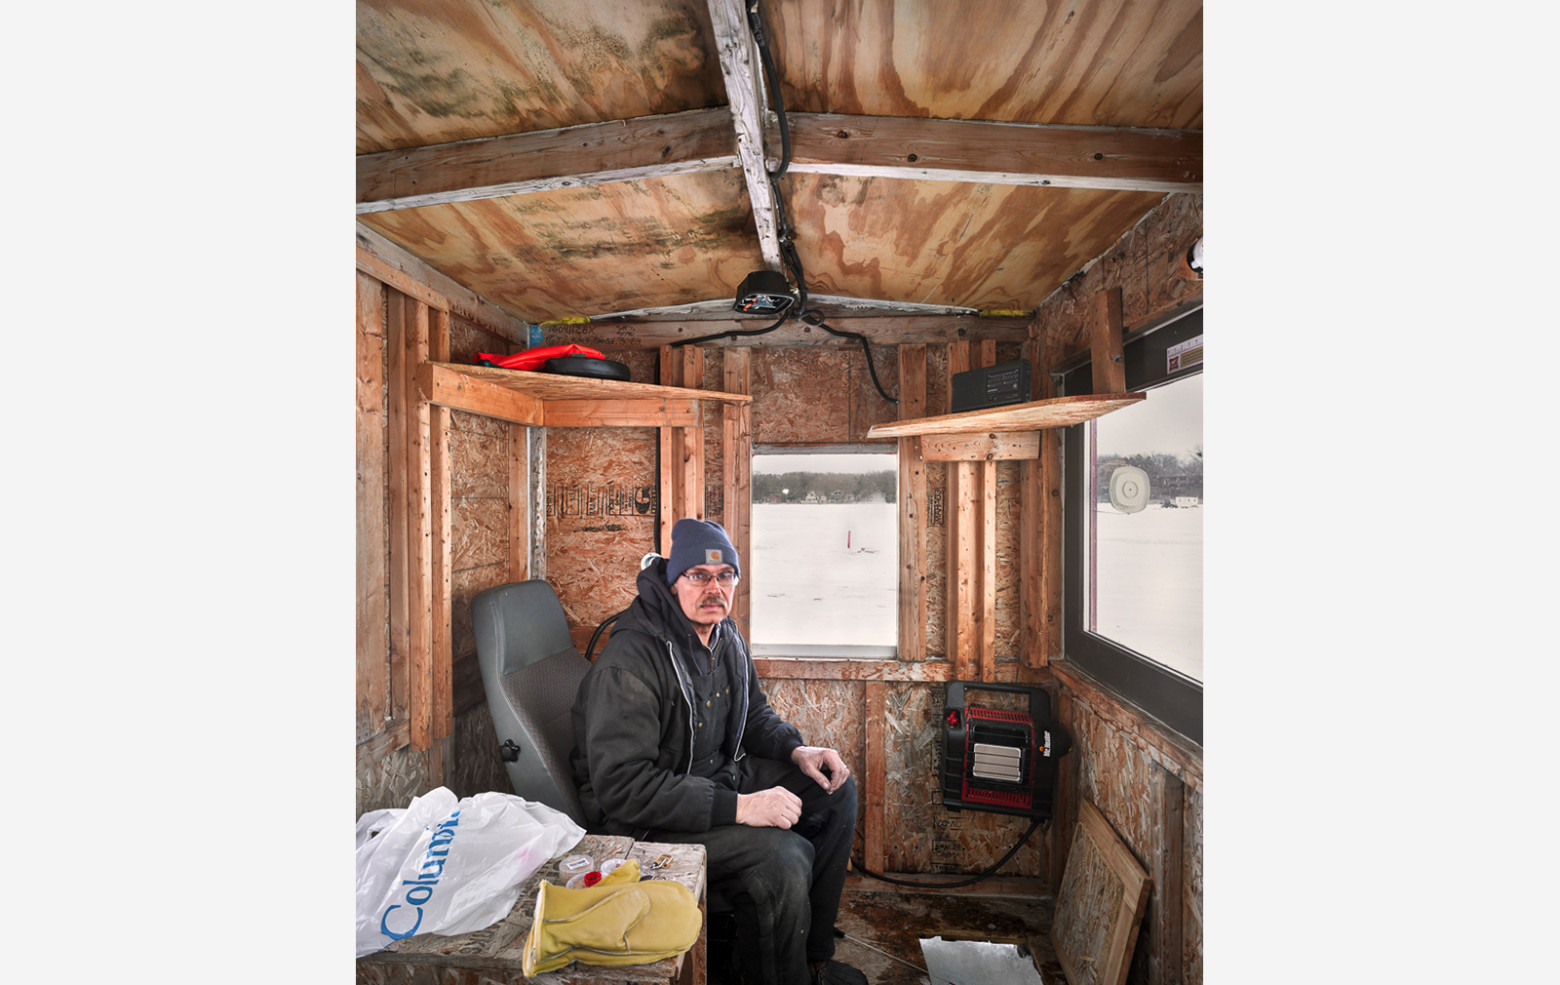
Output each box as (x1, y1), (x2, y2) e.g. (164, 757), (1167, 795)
(746, 443), (900, 659)
(1060, 307), (1204, 744)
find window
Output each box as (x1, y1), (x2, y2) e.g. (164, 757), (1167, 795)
(1085, 373), (1203, 680)
(1063, 308), (1203, 742)
(748, 446), (898, 657)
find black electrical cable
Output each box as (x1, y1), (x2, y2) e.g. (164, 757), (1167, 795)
(723, 0), (896, 406)
(668, 310), (790, 348)
(585, 610), (624, 662)
(854, 816), (1045, 889)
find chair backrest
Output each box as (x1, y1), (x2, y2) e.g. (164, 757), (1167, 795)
(471, 580), (590, 826)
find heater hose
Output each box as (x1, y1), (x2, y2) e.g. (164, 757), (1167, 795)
(853, 816), (1044, 890)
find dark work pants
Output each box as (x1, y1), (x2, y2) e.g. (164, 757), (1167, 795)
(647, 756), (858, 985)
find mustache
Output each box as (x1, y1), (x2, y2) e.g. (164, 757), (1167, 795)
(698, 595), (728, 608)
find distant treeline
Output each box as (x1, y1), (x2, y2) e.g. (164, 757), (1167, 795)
(1096, 451), (1203, 502)
(753, 470), (897, 504)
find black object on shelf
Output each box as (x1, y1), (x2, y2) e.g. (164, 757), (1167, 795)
(543, 356), (631, 381)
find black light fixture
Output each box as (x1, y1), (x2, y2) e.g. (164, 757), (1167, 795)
(733, 269), (795, 315)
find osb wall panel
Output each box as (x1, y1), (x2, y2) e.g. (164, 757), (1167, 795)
(919, 342), (1027, 663)
(357, 739), (441, 816)
(451, 313), (514, 365)
(1034, 192), (1203, 368)
(355, 703), (511, 816)
(763, 678), (867, 860)
(357, 273), (527, 812)
(923, 344), (949, 657)
(544, 404), (660, 642)
(1063, 685), (1201, 985)
(699, 348), (727, 523)
(449, 409), (515, 718)
(994, 459), (1021, 661)
(880, 682), (1045, 878)
(541, 349), (662, 649)
(750, 346), (900, 444)
(446, 702), (510, 798)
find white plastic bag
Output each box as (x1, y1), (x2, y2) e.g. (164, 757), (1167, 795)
(355, 787), (585, 957)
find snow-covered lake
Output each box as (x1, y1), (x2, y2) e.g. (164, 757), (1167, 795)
(749, 503), (898, 647)
(745, 501), (1202, 682)
(1091, 502), (1202, 681)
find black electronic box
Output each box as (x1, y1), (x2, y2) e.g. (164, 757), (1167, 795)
(950, 359), (1032, 413)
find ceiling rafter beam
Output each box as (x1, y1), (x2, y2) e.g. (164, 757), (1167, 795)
(779, 112), (1202, 193)
(706, 0), (784, 271)
(593, 294), (981, 321)
(356, 108), (738, 214)
(535, 315), (1033, 349)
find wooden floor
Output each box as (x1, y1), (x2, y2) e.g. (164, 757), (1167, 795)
(708, 882), (1063, 985)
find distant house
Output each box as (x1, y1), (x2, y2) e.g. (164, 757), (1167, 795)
(1174, 496), (1200, 508)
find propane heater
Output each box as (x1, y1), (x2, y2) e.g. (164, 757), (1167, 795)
(940, 682), (1072, 820)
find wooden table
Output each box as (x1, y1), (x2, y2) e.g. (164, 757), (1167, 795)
(357, 835), (708, 985)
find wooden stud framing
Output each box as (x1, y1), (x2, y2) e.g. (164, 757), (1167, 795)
(1022, 327), (1064, 668)
(1154, 768), (1187, 985)
(723, 349), (752, 637)
(1090, 286), (1126, 394)
(386, 292), (412, 730)
(658, 346), (706, 550)
(896, 345), (927, 665)
(397, 294), (436, 753)
(658, 349), (677, 553)
(357, 272), (390, 740)
(680, 348), (705, 523)
(976, 341), (997, 682)
(356, 247), (450, 315)
(945, 341), (977, 680)
(863, 681), (888, 875)
(430, 308), (453, 743)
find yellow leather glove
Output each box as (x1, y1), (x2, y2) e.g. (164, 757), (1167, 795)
(522, 859), (702, 976)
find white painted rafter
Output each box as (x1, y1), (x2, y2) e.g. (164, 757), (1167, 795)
(705, 0), (784, 272)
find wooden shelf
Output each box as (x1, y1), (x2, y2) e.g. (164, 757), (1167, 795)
(865, 392), (1145, 438)
(419, 361), (751, 428)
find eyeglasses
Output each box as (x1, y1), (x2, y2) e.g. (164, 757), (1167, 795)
(681, 569), (739, 587)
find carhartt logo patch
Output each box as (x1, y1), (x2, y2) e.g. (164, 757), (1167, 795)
(705, 549), (723, 564)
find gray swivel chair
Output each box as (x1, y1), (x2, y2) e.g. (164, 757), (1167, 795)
(471, 580), (590, 827)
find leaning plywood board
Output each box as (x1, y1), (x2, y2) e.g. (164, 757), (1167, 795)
(1051, 798), (1152, 985)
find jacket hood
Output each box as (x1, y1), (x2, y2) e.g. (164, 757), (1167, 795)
(615, 556), (731, 650)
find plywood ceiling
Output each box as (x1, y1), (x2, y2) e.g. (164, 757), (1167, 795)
(356, 0), (1202, 326)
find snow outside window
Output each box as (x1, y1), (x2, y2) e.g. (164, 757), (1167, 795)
(748, 447), (898, 657)
(1083, 373), (1203, 682)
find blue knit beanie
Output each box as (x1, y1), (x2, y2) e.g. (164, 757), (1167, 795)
(666, 518), (741, 584)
